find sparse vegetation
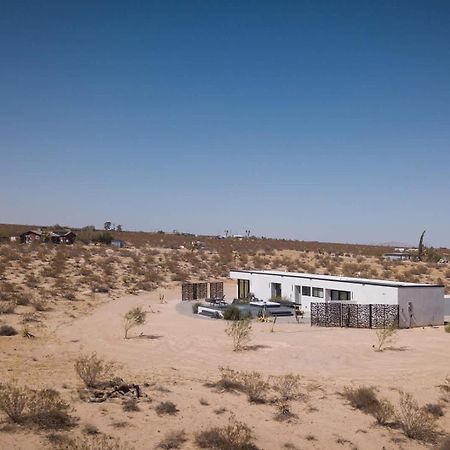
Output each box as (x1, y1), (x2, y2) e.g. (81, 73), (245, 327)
(51, 434), (132, 450)
(195, 416), (258, 450)
(374, 324), (398, 351)
(155, 401), (178, 416)
(225, 318), (252, 351)
(123, 306), (147, 339)
(397, 391), (438, 442)
(157, 430), (187, 449)
(74, 353), (114, 388)
(0, 381), (29, 422)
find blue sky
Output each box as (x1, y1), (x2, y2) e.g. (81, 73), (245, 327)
(1, 1), (449, 246)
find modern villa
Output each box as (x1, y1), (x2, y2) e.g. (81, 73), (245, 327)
(229, 269), (444, 328)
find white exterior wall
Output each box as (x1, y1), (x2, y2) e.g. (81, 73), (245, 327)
(230, 271), (399, 317)
(230, 270), (444, 327)
(398, 287), (444, 327)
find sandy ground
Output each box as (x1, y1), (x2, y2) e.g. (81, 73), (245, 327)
(1, 281), (449, 450)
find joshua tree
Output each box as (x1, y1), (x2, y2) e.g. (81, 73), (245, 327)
(418, 230), (426, 261)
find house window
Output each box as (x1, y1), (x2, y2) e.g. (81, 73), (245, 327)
(301, 286), (311, 296)
(312, 287), (324, 298)
(238, 279), (250, 299)
(330, 290), (351, 301)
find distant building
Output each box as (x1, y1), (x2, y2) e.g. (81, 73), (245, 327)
(20, 230), (42, 244)
(50, 230), (76, 245)
(111, 239), (125, 248)
(383, 252), (415, 261)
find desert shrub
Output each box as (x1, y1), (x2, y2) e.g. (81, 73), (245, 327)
(122, 398), (140, 412)
(192, 301), (203, 314)
(155, 401), (178, 416)
(51, 435), (132, 450)
(223, 305), (242, 321)
(342, 386), (379, 414)
(374, 324), (397, 351)
(423, 403), (444, 418)
(195, 416), (258, 449)
(0, 382), (30, 422)
(397, 391), (438, 442)
(123, 306), (147, 339)
(74, 353), (114, 388)
(445, 322), (450, 333)
(372, 398), (395, 425)
(83, 423), (100, 435)
(270, 374), (303, 420)
(215, 367), (244, 391)
(0, 324), (18, 336)
(240, 371), (269, 404)
(157, 430), (187, 449)
(0, 302), (16, 314)
(225, 319), (252, 351)
(27, 388), (72, 429)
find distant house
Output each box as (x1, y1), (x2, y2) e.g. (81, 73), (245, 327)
(20, 230), (42, 244)
(50, 230), (76, 245)
(111, 239), (125, 248)
(383, 252), (415, 261)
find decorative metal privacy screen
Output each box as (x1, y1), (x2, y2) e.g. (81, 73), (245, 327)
(181, 282), (222, 301)
(311, 303), (399, 328)
(209, 282), (224, 299)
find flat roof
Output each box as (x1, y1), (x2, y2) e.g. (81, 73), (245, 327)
(230, 269), (444, 288)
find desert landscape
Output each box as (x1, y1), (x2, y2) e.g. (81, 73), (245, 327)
(1, 226), (449, 450)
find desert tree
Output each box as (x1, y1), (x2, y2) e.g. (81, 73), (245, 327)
(123, 306), (147, 339)
(104, 221), (112, 231)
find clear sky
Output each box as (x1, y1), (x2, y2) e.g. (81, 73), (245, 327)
(1, 1), (449, 246)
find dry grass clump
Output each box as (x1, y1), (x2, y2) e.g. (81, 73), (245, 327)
(155, 401), (178, 416)
(0, 382), (72, 429)
(157, 430), (187, 449)
(342, 385), (394, 425)
(397, 391), (438, 442)
(74, 353), (115, 388)
(122, 398), (140, 412)
(270, 374), (303, 421)
(195, 416), (258, 450)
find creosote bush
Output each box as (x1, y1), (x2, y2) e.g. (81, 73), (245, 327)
(225, 318), (252, 351)
(342, 385), (394, 425)
(74, 353), (114, 388)
(0, 381), (29, 422)
(123, 306), (147, 339)
(195, 415), (258, 450)
(155, 401), (178, 416)
(157, 430), (187, 449)
(374, 324), (398, 351)
(397, 391), (438, 442)
(0, 382), (72, 429)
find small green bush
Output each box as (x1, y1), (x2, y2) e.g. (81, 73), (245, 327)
(0, 382), (29, 422)
(223, 305), (242, 321)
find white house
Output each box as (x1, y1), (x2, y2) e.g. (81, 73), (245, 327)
(229, 269), (444, 328)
